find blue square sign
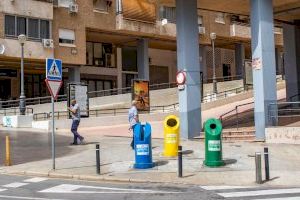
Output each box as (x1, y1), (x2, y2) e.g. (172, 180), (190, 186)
(46, 58), (62, 81)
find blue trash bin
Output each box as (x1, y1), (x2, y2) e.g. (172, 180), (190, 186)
(133, 122), (154, 169)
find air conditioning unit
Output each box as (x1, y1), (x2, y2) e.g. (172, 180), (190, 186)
(42, 39), (54, 48)
(69, 3), (78, 14)
(199, 26), (206, 34)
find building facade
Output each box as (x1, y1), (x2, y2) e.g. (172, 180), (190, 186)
(0, 0), (284, 100)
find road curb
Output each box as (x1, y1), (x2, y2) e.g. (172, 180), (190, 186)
(0, 169), (176, 184)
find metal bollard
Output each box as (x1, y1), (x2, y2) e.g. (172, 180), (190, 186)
(264, 147), (270, 181)
(178, 146), (183, 178)
(255, 152), (262, 184)
(96, 144), (100, 175)
(5, 136), (11, 166)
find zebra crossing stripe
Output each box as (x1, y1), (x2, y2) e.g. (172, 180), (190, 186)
(23, 178), (48, 183)
(3, 182), (29, 188)
(0, 189), (7, 192)
(218, 188), (300, 198)
(254, 197), (300, 200)
(201, 185), (257, 190)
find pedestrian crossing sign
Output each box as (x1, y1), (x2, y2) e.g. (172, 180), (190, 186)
(46, 58), (62, 81)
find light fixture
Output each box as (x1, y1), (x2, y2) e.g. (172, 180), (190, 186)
(18, 34), (27, 45)
(210, 32), (217, 40)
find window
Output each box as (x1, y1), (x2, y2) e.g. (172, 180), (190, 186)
(85, 42), (114, 67)
(58, 0), (73, 8)
(59, 29), (75, 45)
(122, 47), (137, 72)
(28, 18), (39, 38)
(17, 17), (26, 35)
(160, 6), (176, 23)
(198, 16), (203, 26)
(40, 20), (50, 39)
(5, 15), (15, 36)
(93, 0), (108, 12)
(215, 12), (225, 24)
(4, 15), (50, 40)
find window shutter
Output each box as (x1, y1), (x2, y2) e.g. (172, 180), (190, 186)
(122, 0), (156, 23)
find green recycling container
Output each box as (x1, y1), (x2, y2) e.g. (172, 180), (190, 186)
(203, 118), (225, 167)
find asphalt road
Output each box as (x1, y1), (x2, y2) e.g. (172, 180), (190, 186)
(0, 130), (74, 166)
(0, 174), (299, 200)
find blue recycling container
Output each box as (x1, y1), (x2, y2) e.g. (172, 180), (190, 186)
(133, 122), (155, 169)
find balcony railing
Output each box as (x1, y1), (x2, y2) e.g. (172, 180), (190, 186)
(230, 22), (283, 39)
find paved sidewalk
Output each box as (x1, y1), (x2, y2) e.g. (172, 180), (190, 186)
(1, 133), (300, 187)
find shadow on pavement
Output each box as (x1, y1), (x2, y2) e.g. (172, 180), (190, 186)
(155, 160), (169, 167)
(224, 159), (237, 165)
(0, 131), (74, 166)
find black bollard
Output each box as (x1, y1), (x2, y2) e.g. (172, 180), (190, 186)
(96, 144), (100, 175)
(264, 147), (270, 181)
(178, 146), (183, 178)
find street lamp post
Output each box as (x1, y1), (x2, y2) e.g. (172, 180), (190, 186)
(18, 34), (26, 115)
(210, 32), (217, 94)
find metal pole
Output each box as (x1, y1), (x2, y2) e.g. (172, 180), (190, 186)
(96, 144), (100, 175)
(178, 145), (183, 178)
(19, 43), (26, 115)
(255, 152), (262, 184)
(51, 97), (55, 170)
(264, 147), (270, 181)
(212, 39), (217, 94)
(5, 136), (11, 166)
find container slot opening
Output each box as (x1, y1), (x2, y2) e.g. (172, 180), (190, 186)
(210, 123), (217, 129)
(167, 118), (177, 127)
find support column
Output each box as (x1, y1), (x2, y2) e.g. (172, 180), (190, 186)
(250, 0), (277, 139)
(283, 24), (300, 101)
(116, 47), (123, 89)
(68, 67), (81, 83)
(235, 43), (245, 78)
(176, 0), (201, 139)
(137, 39), (149, 80)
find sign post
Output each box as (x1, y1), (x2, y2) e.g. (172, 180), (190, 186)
(45, 58), (62, 170)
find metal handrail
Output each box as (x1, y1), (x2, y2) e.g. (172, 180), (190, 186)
(268, 101), (300, 126)
(33, 103), (180, 121)
(203, 86), (248, 102)
(0, 107), (34, 116)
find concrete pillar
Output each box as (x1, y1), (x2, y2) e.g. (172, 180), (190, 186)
(283, 24), (300, 101)
(250, 0), (277, 139)
(235, 43), (245, 78)
(116, 47), (123, 89)
(176, 0), (201, 139)
(137, 39), (149, 80)
(68, 67), (80, 83)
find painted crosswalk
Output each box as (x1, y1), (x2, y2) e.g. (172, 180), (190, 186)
(200, 185), (300, 199)
(0, 176), (299, 200)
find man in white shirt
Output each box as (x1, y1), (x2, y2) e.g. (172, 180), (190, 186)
(68, 99), (84, 145)
(128, 100), (139, 149)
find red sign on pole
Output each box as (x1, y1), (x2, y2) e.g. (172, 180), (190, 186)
(45, 79), (63, 100)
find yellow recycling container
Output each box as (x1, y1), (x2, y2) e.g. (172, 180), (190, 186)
(163, 115), (180, 157)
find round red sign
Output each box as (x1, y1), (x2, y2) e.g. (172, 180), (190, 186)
(176, 71), (186, 85)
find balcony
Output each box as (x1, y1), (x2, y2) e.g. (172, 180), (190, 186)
(116, 14), (177, 37)
(230, 23), (251, 39)
(0, 38), (54, 60)
(0, 0), (53, 20)
(230, 23), (283, 41)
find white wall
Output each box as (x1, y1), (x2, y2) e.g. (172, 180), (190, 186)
(0, 0), (53, 20)
(0, 38), (54, 59)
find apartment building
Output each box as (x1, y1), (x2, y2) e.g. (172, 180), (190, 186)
(0, 0), (284, 100)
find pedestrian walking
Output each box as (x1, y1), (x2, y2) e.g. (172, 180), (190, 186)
(128, 100), (139, 149)
(68, 99), (85, 145)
